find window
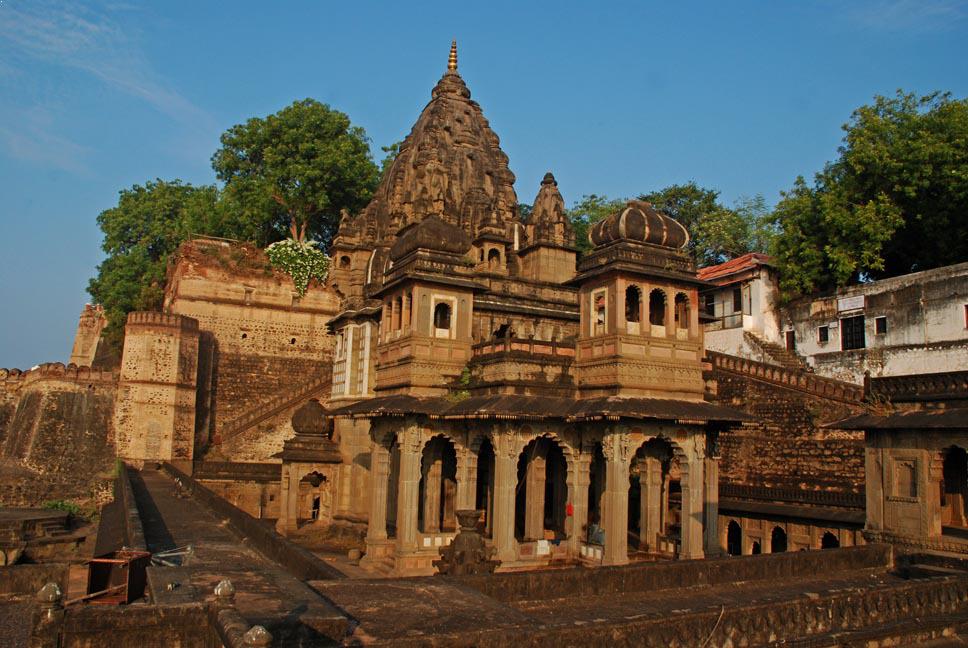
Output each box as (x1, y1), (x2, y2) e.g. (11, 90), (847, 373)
(339, 255), (351, 269)
(895, 460), (917, 498)
(625, 286), (641, 323)
(875, 316), (887, 335)
(594, 292), (606, 331)
(785, 330), (796, 351)
(649, 289), (666, 326)
(818, 326), (829, 344)
(487, 248), (501, 270)
(704, 293), (715, 317)
(433, 302), (452, 331)
(674, 293), (690, 329)
(841, 315), (866, 350)
(732, 287), (742, 313)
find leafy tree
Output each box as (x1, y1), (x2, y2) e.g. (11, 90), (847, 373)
(379, 141), (402, 180)
(567, 194), (627, 253)
(212, 98), (379, 246)
(518, 203), (532, 222)
(88, 180), (219, 348)
(639, 182), (720, 235)
(771, 90), (966, 299)
(692, 194), (776, 266)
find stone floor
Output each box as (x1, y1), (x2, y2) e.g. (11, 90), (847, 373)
(129, 467), (346, 642)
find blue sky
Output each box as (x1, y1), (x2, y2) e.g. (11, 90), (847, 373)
(1, 0), (966, 368)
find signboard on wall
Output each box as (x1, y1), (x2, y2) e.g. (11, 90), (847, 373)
(837, 295), (865, 312)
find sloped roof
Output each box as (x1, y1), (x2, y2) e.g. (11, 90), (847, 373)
(697, 252), (773, 283)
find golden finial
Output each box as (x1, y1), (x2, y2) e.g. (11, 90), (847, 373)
(448, 40), (458, 71)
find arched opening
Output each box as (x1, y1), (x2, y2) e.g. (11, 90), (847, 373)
(587, 442), (606, 546)
(339, 255), (351, 269)
(649, 289), (666, 326)
(393, 296), (402, 330)
(674, 293), (690, 332)
(625, 285), (641, 323)
(751, 541), (761, 555)
(487, 248), (501, 270)
(492, 323), (511, 339)
(475, 437), (496, 538)
(942, 446), (968, 529)
(821, 532), (839, 549)
(299, 471), (328, 524)
(433, 302), (452, 332)
(386, 436), (401, 538)
(628, 438), (674, 554)
(515, 437), (568, 542)
(771, 526), (787, 553)
(418, 436), (458, 533)
(727, 520), (742, 556)
(594, 293), (606, 332)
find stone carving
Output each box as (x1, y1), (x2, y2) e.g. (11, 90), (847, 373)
(433, 509), (500, 575)
(529, 172), (574, 247)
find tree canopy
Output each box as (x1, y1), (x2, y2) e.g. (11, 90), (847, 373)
(88, 180), (219, 347)
(212, 98), (379, 246)
(771, 90), (968, 299)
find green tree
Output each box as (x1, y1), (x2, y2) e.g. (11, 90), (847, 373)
(639, 182), (720, 235)
(88, 180), (219, 348)
(212, 98), (379, 246)
(567, 194), (627, 253)
(771, 90), (965, 299)
(692, 194), (776, 266)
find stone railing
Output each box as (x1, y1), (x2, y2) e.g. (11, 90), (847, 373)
(472, 337), (576, 359)
(719, 483), (864, 509)
(706, 351), (863, 404)
(1, 363), (118, 393)
(215, 372), (331, 445)
(867, 370), (968, 403)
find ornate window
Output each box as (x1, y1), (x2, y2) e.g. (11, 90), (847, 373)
(434, 302), (452, 331)
(649, 289), (666, 326)
(674, 293), (690, 330)
(625, 285), (641, 323)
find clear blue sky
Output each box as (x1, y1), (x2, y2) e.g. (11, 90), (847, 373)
(1, 0), (966, 368)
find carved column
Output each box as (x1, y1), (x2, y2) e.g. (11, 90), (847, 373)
(422, 457), (442, 533)
(642, 456), (663, 551)
(456, 446), (477, 511)
(928, 450), (945, 538)
(679, 449), (705, 560)
(491, 431), (518, 563)
(276, 464), (292, 535)
(524, 451), (546, 540)
(396, 429), (422, 554)
(568, 451), (591, 555)
(361, 437), (390, 568)
(602, 433), (631, 566)
(703, 433), (720, 557)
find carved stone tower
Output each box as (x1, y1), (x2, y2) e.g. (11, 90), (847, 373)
(114, 312), (200, 464)
(519, 172), (577, 284)
(572, 201), (705, 399)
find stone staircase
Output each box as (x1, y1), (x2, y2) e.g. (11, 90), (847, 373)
(744, 331), (811, 371)
(214, 372), (331, 446)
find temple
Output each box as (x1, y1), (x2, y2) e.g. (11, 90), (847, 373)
(326, 42), (747, 574)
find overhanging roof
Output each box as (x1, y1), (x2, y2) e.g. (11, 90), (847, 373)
(827, 408), (968, 431)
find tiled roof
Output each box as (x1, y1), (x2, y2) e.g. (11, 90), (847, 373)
(697, 252), (773, 282)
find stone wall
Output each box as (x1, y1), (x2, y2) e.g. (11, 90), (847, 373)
(705, 352), (866, 493)
(0, 364), (117, 507)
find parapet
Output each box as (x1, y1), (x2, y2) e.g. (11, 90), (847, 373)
(1, 362), (118, 392)
(125, 311), (199, 332)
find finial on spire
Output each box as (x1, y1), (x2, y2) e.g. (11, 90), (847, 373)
(448, 40), (458, 71)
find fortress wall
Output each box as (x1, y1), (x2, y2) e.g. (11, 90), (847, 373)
(705, 357), (865, 492)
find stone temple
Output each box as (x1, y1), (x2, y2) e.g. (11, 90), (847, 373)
(2, 42), (968, 647)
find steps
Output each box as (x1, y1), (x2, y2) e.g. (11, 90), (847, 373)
(215, 372), (331, 445)
(744, 331), (811, 370)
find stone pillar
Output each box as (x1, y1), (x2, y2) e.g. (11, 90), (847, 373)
(524, 452), (546, 540)
(703, 455), (720, 557)
(602, 434), (630, 566)
(279, 464), (302, 536)
(679, 455), (705, 560)
(365, 441), (390, 544)
(456, 447), (477, 510)
(422, 456), (442, 533)
(442, 477), (457, 531)
(642, 457), (663, 551)
(397, 433), (422, 554)
(660, 471), (670, 533)
(568, 455), (590, 554)
(928, 451), (945, 537)
(492, 436), (518, 563)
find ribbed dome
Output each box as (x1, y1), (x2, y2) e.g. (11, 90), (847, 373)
(291, 399), (331, 437)
(588, 200), (689, 249)
(389, 215), (472, 261)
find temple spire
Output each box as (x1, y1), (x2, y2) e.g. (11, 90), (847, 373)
(448, 40), (458, 72)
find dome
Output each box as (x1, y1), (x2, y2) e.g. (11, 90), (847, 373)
(291, 399), (331, 437)
(389, 215), (472, 261)
(588, 201), (689, 250)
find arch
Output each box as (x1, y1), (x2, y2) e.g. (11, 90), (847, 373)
(625, 285), (641, 323)
(648, 289), (666, 326)
(771, 526), (787, 553)
(727, 520), (742, 556)
(419, 435), (458, 533)
(433, 302), (452, 331)
(515, 436), (569, 542)
(751, 541), (761, 555)
(339, 255), (351, 269)
(628, 437), (676, 554)
(487, 248), (501, 270)
(820, 531), (839, 549)
(674, 292), (690, 330)
(475, 437), (496, 537)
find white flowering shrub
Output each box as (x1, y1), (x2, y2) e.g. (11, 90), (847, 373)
(265, 239), (330, 296)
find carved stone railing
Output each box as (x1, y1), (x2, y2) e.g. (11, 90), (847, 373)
(706, 351), (863, 404)
(867, 370), (968, 403)
(472, 337), (576, 359)
(215, 372), (331, 445)
(719, 483), (864, 509)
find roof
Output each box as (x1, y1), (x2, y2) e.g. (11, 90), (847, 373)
(331, 394), (751, 424)
(697, 252), (773, 283)
(826, 407), (968, 431)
